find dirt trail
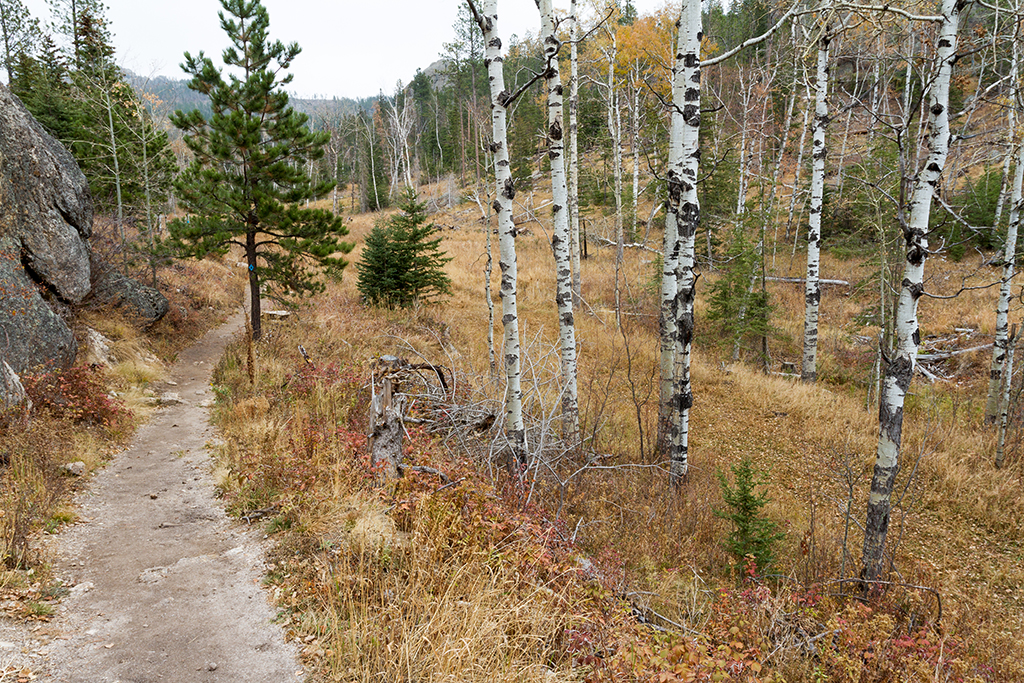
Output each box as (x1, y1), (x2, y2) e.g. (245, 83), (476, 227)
(4, 312), (303, 682)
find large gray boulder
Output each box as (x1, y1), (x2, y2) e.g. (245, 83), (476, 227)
(0, 83), (92, 374)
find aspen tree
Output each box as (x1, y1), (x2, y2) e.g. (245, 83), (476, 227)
(466, 0), (526, 462)
(986, 12), (1021, 424)
(568, 0), (582, 303)
(667, 0), (701, 484)
(862, 0), (964, 584)
(537, 0), (580, 441)
(801, 1), (834, 383)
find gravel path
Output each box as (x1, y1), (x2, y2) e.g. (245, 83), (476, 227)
(3, 311), (303, 683)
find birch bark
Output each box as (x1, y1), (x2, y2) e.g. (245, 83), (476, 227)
(986, 19), (1021, 423)
(467, 0), (526, 462)
(862, 0), (963, 583)
(569, 0), (582, 304)
(538, 0), (580, 441)
(802, 5), (832, 383)
(667, 0), (701, 484)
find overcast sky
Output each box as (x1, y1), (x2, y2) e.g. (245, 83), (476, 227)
(20, 0), (674, 99)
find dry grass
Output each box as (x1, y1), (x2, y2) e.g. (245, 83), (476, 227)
(199, 177), (1024, 680)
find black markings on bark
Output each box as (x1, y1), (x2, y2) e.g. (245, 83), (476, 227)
(489, 141), (500, 153)
(938, 38), (952, 48)
(503, 177), (516, 200)
(679, 202), (699, 238)
(806, 288), (820, 306)
(912, 327), (920, 346)
(552, 204), (563, 214)
(890, 354), (913, 395)
(677, 390), (693, 411)
(554, 84), (563, 97)
(879, 400), (905, 447)
(683, 53), (698, 68)
(926, 162), (942, 174)
(502, 313), (515, 324)
(930, 103), (945, 116)
(682, 104), (699, 128)
(492, 200), (502, 214)
(497, 89), (511, 107)
(550, 119), (563, 141)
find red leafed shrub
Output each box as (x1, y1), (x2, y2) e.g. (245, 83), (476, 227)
(22, 364), (130, 432)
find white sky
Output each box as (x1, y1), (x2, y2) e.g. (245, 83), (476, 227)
(20, 0), (674, 99)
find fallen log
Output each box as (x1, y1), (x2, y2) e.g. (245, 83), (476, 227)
(766, 276), (850, 286)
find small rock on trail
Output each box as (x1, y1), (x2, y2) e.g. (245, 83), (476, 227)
(16, 311), (304, 682)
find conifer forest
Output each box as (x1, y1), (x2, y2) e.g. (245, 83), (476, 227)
(3, 0), (1024, 680)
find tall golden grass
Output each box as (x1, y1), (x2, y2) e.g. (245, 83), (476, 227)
(201, 181), (1024, 680)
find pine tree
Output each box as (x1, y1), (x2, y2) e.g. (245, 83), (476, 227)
(715, 458), (785, 573)
(167, 0), (352, 341)
(356, 188), (452, 308)
(0, 0), (39, 83)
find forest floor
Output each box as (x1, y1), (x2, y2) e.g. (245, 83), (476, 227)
(0, 309), (303, 682)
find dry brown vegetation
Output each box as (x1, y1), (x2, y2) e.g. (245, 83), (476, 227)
(195, 170), (1024, 682)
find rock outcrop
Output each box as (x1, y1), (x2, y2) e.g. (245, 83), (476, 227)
(0, 83), (93, 375)
(89, 266), (169, 327)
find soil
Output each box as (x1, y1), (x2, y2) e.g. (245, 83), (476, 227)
(1, 311), (303, 682)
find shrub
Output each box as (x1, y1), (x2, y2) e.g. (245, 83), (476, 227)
(22, 364), (130, 433)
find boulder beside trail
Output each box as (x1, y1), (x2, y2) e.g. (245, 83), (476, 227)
(88, 266), (170, 328)
(0, 83), (92, 375)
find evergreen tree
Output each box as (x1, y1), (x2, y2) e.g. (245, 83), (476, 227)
(167, 0), (352, 341)
(10, 35), (80, 142)
(0, 0), (39, 83)
(356, 188), (452, 308)
(715, 458), (785, 573)
(46, 0), (105, 67)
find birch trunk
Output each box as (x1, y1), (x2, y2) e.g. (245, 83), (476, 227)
(986, 141), (1024, 424)
(569, 0), (582, 304)
(802, 7), (832, 383)
(862, 0), (962, 583)
(986, 23), (1021, 423)
(468, 0), (526, 462)
(538, 0), (580, 441)
(995, 325), (1018, 469)
(667, 0), (701, 484)
(608, 33), (624, 328)
(788, 80), (811, 252)
(632, 67), (641, 242)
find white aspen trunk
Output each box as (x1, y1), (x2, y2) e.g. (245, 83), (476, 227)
(991, 8), (1013, 228)
(658, 15), (683, 455)
(103, 89), (125, 254)
(667, 0), (701, 484)
(869, 34), (883, 142)
(469, 0), (526, 462)
(986, 21), (1021, 423)
(802, 7), (832, 383)
(770, 29), (799, 269)
(995, 325), (1018, 468)
(788, 80), (811, 252)
(569, 0), (582, 304)
(538, 0), (580, 441)
(862, 0), (962, 584)
(607, 33), (624, 328)
(735, 68), (750, 216)
(986, 142), (1024, 422)
(632, 66), (641, 242)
